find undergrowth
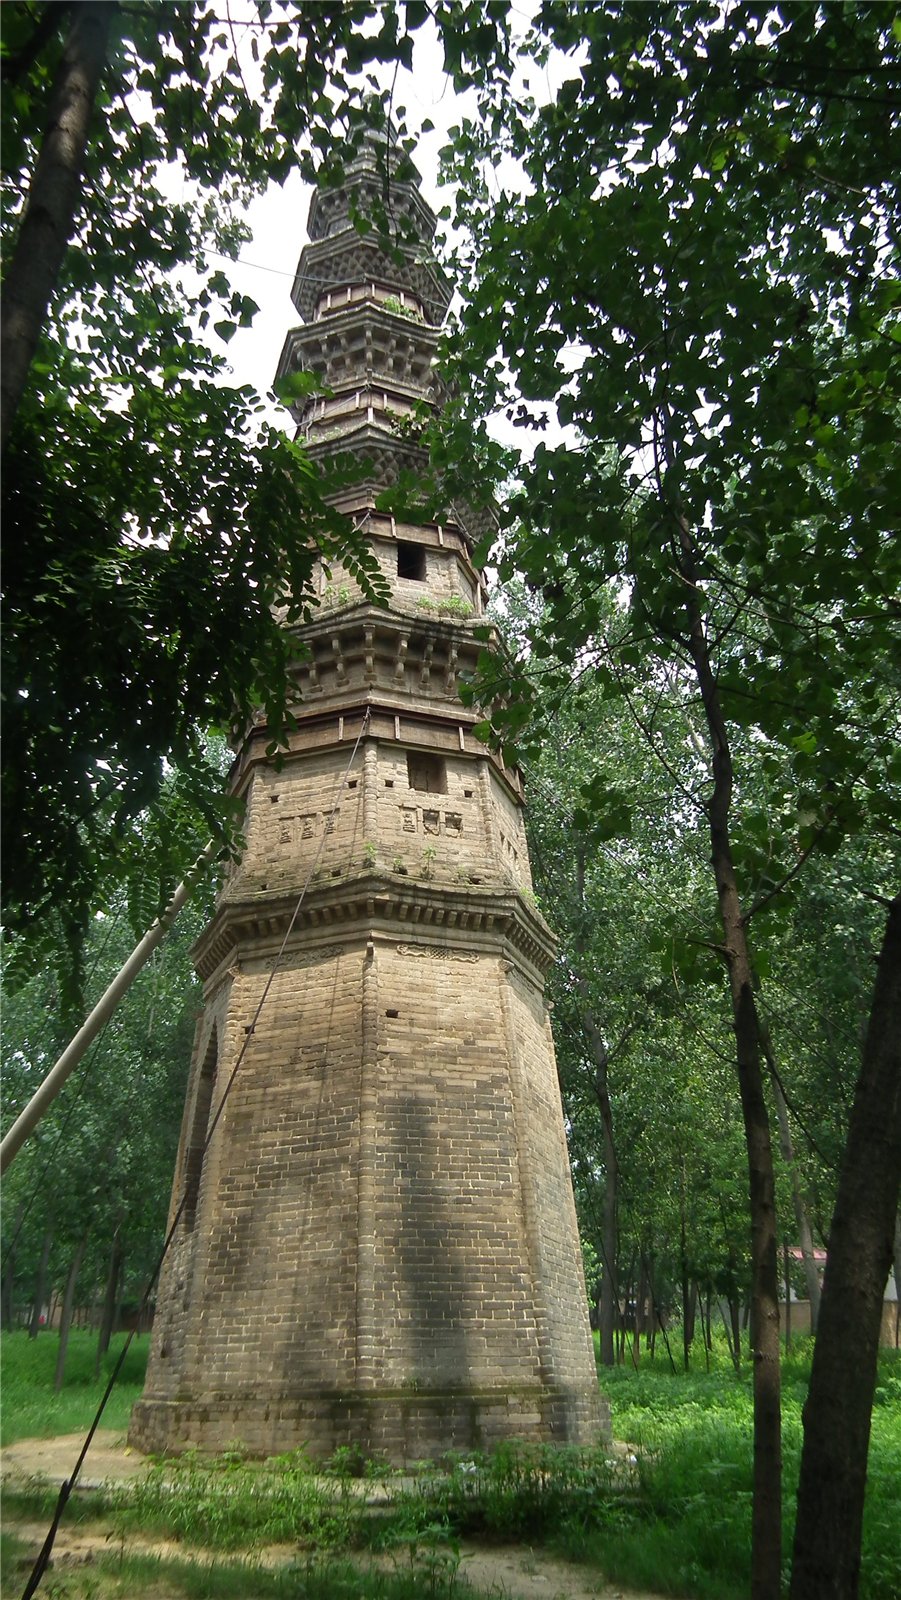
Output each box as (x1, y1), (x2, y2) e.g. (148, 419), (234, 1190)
(0, 1536), (477, 1599)
(3, 1330), (899, 1599)
(596, 1337), (901, 1600)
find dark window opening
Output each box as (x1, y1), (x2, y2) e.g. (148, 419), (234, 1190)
(397, 541), (426, 580)
(408, 752), (447, 794)
(183, 1029), (218, 1230)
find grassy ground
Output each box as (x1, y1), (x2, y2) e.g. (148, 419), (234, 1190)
(0, 1538), (484, 1600)
(594, 1338), (901, 1600)
(2, 1329), (900, 1600)
(0, 1328), (145, 1446)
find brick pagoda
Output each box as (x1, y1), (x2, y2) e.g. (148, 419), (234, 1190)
(129, 129), (604, 1462)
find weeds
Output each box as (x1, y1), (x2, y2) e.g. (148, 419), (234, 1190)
(383, 1442), (620, 1543)
(3, 1331), (899, 1599)
(115, 1449), (356, 1552)
(597, 1340), (901, 1600)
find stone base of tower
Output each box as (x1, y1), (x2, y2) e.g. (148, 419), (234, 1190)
(130, 892), (608, 1469)
(130, 1383), (606, 1464)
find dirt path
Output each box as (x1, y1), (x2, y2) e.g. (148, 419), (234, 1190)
(5, 1524), (658, 1600)
(1, 1428), (150, 1487)
(2, 1432), (667, 1600)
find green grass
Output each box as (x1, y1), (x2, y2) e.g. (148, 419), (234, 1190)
(2, 1329), (900, 1600)
(114, 1447), (364, 1552)
(584, 1336), (901, 1600)
(0, 1328), (148, 1446)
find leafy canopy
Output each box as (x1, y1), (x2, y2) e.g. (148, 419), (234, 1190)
(1, 0), (511, 976)
(439, 0), (900, 899)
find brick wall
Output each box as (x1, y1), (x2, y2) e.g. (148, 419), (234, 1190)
(131, 922), (605, 1460)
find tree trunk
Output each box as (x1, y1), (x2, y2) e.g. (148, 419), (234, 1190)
(0, 1), (112, 451)
(578, 990), (619, 1367)
(761, 1017), (822, 1330)
(600, 1139), (618, 1366)
(636, 1254), (649, 1347)
(719, 1206), (743, 1371)
(675, 513), (781, 1599)
(29, 1230), (53, 1338)
(2, 1200), (26, 1330)
(790, 894), (901, 1600)
(719, 1294), (740, 1372)
(680, 1177), (692, 1371)
(893, 1213), (901, 1350)
(731, 1295), (742, 1366)
(53, 1234), (88, 1392)
(704, 1283), (713, 1366)
(94, 1226), (123, 1376)
(1, 1252), (14, 1331)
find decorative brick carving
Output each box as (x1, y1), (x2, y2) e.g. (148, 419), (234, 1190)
(396, 943), (480, 963)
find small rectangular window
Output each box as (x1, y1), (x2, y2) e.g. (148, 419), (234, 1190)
(397, 541), (426, 580)
(407, 752), (447, 793)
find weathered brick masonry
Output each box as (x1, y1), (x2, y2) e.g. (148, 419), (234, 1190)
(129, 127), (606, 1461)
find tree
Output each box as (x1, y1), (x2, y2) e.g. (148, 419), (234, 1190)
(790, 892), (901, 1600)
(513, 596), (885, 1385)
(506, 602), (750, 1368)
(1, 0), (512, 982)
(1, 824), (215, 1352)
(436, 5), (900, 1594)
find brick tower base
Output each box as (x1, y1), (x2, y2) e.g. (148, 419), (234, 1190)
(129, 893), (607, 1463)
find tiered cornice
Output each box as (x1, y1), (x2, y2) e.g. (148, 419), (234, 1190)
(276, 305), (440, 436)
(305, 144), (438, 246)
(289, 134), (452, 330)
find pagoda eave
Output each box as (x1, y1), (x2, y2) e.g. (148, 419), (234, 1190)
(192, 874), (558, 989)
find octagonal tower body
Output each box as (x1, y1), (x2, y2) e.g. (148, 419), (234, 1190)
(130, 132), (605, 1462)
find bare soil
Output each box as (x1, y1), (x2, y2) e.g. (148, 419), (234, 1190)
(1, 1431), (668, 1600)
(1, 1428), (150, 1487)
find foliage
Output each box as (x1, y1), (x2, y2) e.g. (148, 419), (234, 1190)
(1, 858), (209, 1330)
(2, 377), (381, 977)
(0, 0), (512, 971)
(516, 634), (892, 1356)
(600, 1342), (901, 1600)
(440, 0), (901, 874)
(436, 8), (900, 1586)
